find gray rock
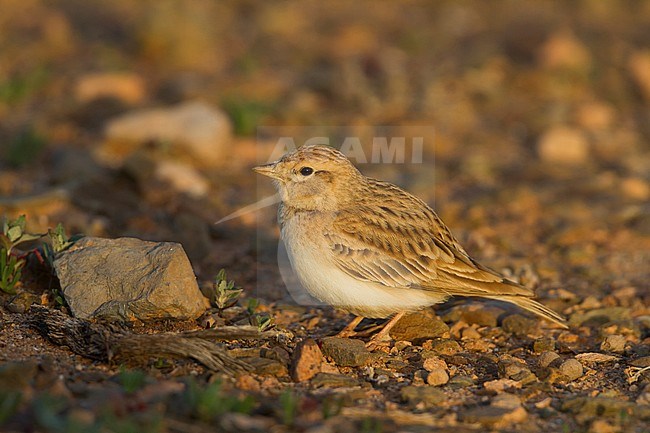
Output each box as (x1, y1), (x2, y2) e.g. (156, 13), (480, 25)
(54, 237), (209, 321)
(321, 337), (371, 367)
(103, 101), (232, 166)
(389, 312), (449, 343)
(600, 335), (626, 354)
(400, 385), (446, 407)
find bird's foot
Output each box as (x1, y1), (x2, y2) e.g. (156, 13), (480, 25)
(333, 315), (364, 338)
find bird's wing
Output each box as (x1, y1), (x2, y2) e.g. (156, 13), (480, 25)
(323, 184), (534, 298)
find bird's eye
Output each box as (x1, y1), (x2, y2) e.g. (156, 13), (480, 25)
(299, 167), (314, 176)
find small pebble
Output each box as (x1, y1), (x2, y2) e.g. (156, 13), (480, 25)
(502, 315), (536, 337)
(426, 368), (450, 386)
(538, 351), (561, 368)
(533, 337), (555, 353)
(461, 327), (481, 340)
(422, 339), (461, 355)
(559, 358), (584, 381)
(600, 335), (626, 354)
(422, 356), (447, 372)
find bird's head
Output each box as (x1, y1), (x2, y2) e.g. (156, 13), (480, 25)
(253, 145), (362, 211)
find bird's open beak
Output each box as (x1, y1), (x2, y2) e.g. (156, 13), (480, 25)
(253, 162), (281, 180)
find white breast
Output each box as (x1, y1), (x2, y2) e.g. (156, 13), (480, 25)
(280, 212), (443, 318)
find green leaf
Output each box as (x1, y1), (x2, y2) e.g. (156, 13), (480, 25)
(6, 225), (22, 243)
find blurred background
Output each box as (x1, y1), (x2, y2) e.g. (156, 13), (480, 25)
(0, 0), (648, 300)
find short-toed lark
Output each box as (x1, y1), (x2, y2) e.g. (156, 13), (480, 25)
(254, 145), (567, 345)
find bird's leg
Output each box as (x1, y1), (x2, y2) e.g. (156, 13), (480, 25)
(334, 315), (364, 338)
(366, 311), (405, 350)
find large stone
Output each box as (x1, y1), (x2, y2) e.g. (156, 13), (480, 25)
(103, 101), (232, 166)
(389, 312), (449, 343)
(54, 237), (209, 321)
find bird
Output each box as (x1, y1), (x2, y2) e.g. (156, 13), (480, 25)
(253, 144), (567, 347)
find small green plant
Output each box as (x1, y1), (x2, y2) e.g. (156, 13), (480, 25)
(41, 223), (82, 269)
(183, 379), (254, 423)
(250, 313), (275, 332)
(246, 297), (260, 315)
(360, 417), (383, 433)
(6, 127), (46, 168)
(0, 391), (22, 425)
(209, 269), (243, 312)
(117, 368), (148, 394)
(279, 390), (298, 427)
(0, 215), (42, 294)
(222, 98), (272, 136)
(322, 395), (343, 419)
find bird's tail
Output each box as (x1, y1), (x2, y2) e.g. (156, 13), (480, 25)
(485, 295), (568, 329)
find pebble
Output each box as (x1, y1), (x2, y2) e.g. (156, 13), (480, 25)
(441, 304), (504, 327)
(422, 356), (447, 372)
(447, 375), (475, 389)
(290, 339), (324, 382)
(389, 312), (449, 342)
(629, 50), (650, 100)
(621, 177), (650, 201)
(539, 30), (592, 71)
(311, 373), (360, 388)
(498, 357), (536, 384)
(569, 307), (631, 327)
(574, 353), (620, 363)
(483, 379), (522, 393)
(244, 358), (287, 377)
(400, 385), (446, 407)
(75, 72), (145, 104)
(426, 369), (449, 386)
(320, 338), (372, 367)
(461, 327), (481, 340)
(422, 339), (461, 356)
(537, 126), (590, 165)
(501, 314), (537, 337)
(600, 335), (626, 354)
(459, 393), (527, 426)
(538, 351), (561, 368)
(533, 338), (555, 353)
(559, 358), (584, 381)
(6, 291), (40, 314)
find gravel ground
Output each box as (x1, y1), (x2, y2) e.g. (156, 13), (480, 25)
(0, 1), (649, 432)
